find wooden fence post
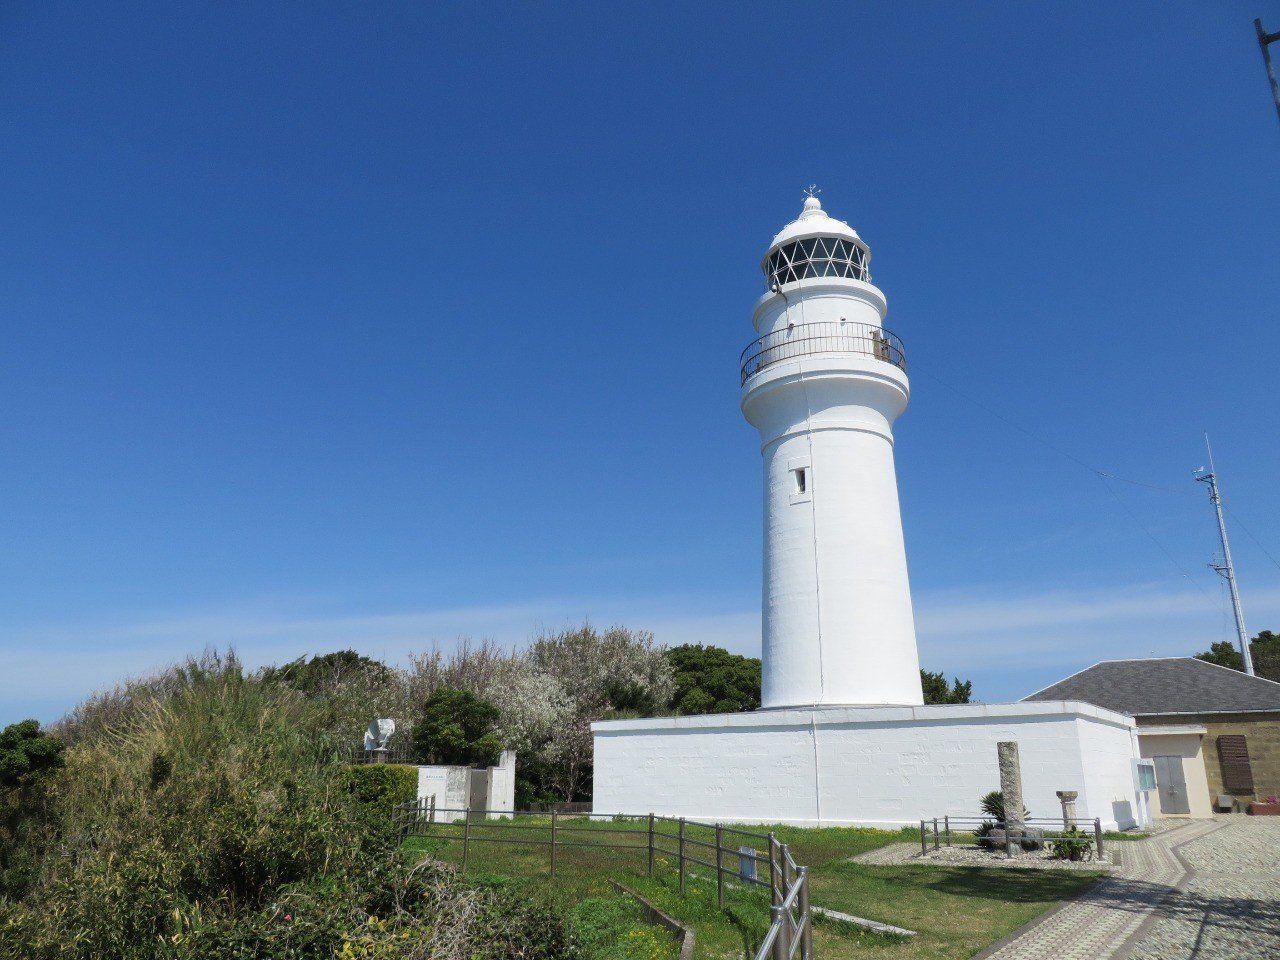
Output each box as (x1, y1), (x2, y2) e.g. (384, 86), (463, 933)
(920, 820), (928, 856)
(647, 813), (655, 876)
(1094, 818), (1105, 861)
(933, 817), (940, 850)
(715, 823), (724, 909)
(550, 809), (558, 878)
(944, 815), (951, 847)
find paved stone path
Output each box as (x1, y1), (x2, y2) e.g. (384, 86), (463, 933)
(971, 819), (1222, 960)
(1125, 815), (1280, 960)
(851, 818), (1279, 958)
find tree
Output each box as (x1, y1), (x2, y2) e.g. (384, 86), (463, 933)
(1195, 640), (1244, 671)
(666, 645), (762, 714)
(525, 624), (675, 800)
(0, 720), (65, 897)
(264, 649), (390, 694)
(1250, 631), (1280, 683)
(410, 689), (504, 767)
(1196, 631), (1280, 682)
(0, 720), (64, 790)
(920, 670), (972, 705)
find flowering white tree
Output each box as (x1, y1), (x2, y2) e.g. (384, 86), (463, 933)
(395, 624), (675, 802)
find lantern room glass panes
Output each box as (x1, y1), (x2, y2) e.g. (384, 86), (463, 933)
(765, 236), (869, 288)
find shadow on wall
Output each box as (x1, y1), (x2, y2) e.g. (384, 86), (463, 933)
(1112, 800), (1135, 830)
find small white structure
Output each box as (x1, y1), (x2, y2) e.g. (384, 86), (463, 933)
(364, 718), (396, 753)
(592, 195), (1149, 830)
(417, 750), (516, 818)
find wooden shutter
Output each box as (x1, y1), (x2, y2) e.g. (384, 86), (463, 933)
(1218, 735), (1254, 793)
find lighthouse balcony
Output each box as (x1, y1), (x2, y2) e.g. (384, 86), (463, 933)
(739, 320), (907, 385)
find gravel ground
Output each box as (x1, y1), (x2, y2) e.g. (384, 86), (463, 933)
(851, 837), (1115, 871)
(1125, 815), (1280, 960)
(910, 842), (1112, 871)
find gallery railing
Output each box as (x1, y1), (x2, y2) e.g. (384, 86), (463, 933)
(740, 321), (907, 385)
(350, 746), (420, 765)
(392, 802), (813, 960)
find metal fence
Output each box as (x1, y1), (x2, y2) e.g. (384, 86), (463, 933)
(351, 746), (420, 765)
(918, 815), (1106, 860)
(739, 320), (907, 385)
(393, 802), (812, 960)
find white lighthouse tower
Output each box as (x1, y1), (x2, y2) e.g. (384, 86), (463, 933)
(741, 193), (923, 708)
(590, 193), (1146, 831)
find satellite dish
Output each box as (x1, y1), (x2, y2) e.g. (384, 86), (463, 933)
(362, 718), (396, 751)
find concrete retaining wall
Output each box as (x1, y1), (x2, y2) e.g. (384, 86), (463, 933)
(593, 701), (1142, 830)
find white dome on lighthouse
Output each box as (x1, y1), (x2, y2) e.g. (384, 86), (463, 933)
(767, 195), (862, 249)
(762, 195), (871, 287)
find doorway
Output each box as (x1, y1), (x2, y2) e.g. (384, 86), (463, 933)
(468, 768), (490, 813)
(1153, 755), (1190, 815)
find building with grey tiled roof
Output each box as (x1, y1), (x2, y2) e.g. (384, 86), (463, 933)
(1023, 657), (1280, 817)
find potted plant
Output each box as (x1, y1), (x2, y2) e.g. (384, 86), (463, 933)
(1247, 795), (1280, 816)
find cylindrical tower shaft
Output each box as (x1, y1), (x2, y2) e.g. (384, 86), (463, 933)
(741, 196), (922, 708)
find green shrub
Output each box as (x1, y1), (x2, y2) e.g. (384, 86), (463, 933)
(1047, 826), (1094, 861)
(411, 689), (504, 767)
(979, 789), (1030, 822)
(0, 653), (576, 960)
(337, 763), (418, 823)
(0, 720), (64, 788)
(0, 721), (64, 899)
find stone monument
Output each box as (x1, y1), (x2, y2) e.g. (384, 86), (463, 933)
(1056, 789), (1079, 830)
(998, 741), (1024, 855)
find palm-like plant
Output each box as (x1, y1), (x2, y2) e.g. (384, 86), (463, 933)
(979, 789), (1030, 823)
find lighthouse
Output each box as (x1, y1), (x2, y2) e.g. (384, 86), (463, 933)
(591, 193), (1146, 831)
(740, 193), (923, 708)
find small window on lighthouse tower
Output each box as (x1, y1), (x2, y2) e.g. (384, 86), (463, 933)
(792, 467), (809, 496)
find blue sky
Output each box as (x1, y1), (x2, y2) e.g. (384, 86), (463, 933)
(2, 1), (1278, 725)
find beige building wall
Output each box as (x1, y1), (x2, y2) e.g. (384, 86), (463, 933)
(1196, 712), (1280, 803)
(1137, 728), (1213, 819)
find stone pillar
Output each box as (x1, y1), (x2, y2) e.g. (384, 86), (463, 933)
(997, 741), (1023, 856)
(1056, 790), (1079, 830)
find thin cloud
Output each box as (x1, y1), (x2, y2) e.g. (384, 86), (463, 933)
(3, 581), (1277, 724)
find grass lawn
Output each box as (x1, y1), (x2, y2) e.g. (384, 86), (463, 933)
(402, 816), (1102, 960)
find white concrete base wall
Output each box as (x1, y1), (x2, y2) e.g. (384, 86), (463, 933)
(417, 765), (469, 810)
(416, 751), (517, 819)
(486, 750), (517, 814)
(592, 702), (1142, 831)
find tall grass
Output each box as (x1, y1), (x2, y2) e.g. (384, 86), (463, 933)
(0, 653), (574, 960)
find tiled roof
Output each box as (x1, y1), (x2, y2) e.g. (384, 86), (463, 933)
(1022, 657), (1280, 716)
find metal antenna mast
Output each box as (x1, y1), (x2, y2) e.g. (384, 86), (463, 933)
(1196, 435), (1254, 675)
(1257, 18), (1280, 127)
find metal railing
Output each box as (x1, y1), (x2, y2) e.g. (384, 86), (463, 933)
(740, 320), (907, 385)
(392, 803), (812, 960)
(351, 746), (420, 765)
(918, 815), (1105, 861)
